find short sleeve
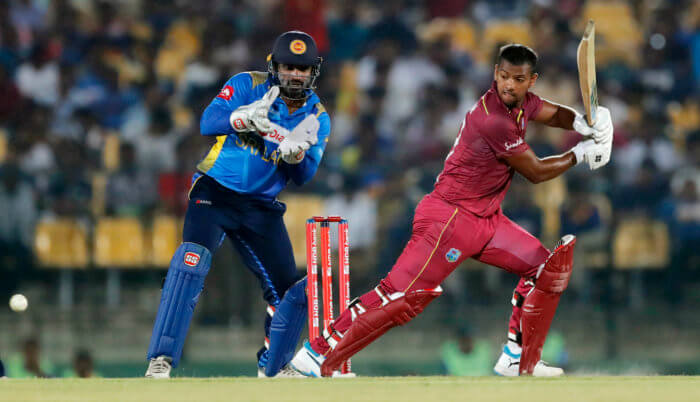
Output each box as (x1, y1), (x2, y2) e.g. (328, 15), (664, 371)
(479, 117), (529, 158)
(524, 92), (544, 120)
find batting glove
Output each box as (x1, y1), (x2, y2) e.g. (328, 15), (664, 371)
(571, 137), (612, 170)
(573, 106), (613, 144)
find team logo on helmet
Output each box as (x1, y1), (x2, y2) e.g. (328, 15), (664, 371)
(289, 39), (307, 55)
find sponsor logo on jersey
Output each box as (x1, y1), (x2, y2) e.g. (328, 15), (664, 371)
(504, 137), (523, 151)
(217, 85), (234, 100)
(195, 199), (212, 205)
(446, 248), (461, 263)
(258, 122), (289, 145)
(289, 40), (307, 55)
(184, 252), (200, 266)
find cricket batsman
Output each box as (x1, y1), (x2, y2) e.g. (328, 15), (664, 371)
(146, 31), (330, 378)
(291, 44), (613, 377)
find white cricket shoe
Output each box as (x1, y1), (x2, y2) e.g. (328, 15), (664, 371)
(257, 364), (306, 378)
(145, 356), (172, 379)
(290, 340), (324, 377)
(493, 345), (563, 377)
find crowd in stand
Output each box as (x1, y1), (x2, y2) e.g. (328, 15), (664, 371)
(0, 0), (698, 309)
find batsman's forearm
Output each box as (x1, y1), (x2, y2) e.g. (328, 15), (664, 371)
(531, 152), (577, 183)
(546, 104), (577, 130)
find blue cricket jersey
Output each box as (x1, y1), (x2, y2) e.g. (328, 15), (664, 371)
(196, 71), (330, 200)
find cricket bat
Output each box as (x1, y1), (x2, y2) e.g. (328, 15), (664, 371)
(577, 20), (598, 126)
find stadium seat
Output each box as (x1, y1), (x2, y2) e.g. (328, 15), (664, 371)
(34, 219), (89, 269)
(481, 20), (533, 62)
(418, 18), (478, 57)
(103, 132), (120, 171)
(91, 172), (107, 217)
(0, 128), (7, 162)
(581, 1), (643, 66)
(667, 100), (700, 150)
(150, 215), (180, 268)
(613, 218), (670, 269)
(280, 194), (325, 267)
(94, 217), (146, 268)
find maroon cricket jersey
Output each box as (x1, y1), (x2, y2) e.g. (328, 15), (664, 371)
(433, 81), (544, 217)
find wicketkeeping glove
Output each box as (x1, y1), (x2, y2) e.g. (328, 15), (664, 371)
(278, 114), (320, 164)
(229, 86), (280, 133)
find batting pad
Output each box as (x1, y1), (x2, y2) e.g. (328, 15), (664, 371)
(265, 277), (308, 377)
(147, 242), (212, 367)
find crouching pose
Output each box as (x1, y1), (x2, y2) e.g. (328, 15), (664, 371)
(145, 31), (330, 378)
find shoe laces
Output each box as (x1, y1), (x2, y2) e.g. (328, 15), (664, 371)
(279, 365), (303, 377)
(150, 358), (171, 374)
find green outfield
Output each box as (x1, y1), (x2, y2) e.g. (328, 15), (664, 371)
(1, 376), (699, 402)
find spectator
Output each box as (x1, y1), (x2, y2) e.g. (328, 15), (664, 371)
(106, 143), (156, 217)
(6, 338), (55, 378)
(62, 349), (100, 378)
(134, 106), (182, 175)
(327, 3), (368, 63)
(15, 42), (60, 106)
(0, 159), (36, 299)
(0, 64), (23, 128)
(440, 323), (493, 376)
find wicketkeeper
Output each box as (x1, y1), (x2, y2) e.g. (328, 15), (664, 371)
(146, 31), (330, 378)
(291, 44), (613, 377)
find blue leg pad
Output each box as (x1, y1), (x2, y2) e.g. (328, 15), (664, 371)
(264, 277), (308, 377)
(147, 242), (212, 367)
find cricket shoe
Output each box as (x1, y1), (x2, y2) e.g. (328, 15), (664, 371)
(289, 341), (357, 378)
(145, 356), (172, 379)
(290, 340), (324, 377)
(493, 345), (563, 377)
(257, 364), (305, 378)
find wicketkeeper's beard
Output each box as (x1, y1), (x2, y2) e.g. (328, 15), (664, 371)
(278, 74), (310, 100)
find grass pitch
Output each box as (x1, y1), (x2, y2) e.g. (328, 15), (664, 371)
(1, 376), (698, 402)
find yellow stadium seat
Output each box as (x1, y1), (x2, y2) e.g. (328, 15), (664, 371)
(150, 215), (180, 267)
(280, 194), (325, 267)
(482, 20), (533, 48)
(581, 1), (643, 66)
(613, 218), (670, 269)
(34, 219), (89, 269)
(94, 217), (146, 268)
(419, 18), (478, 56)
(0, 128), (7, 162)
(103, 132), (120, 172)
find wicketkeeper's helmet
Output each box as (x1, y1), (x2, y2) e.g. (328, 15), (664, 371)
(267, 31), (322, 100)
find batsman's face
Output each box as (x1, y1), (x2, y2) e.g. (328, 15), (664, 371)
(278, 63), (312, 89)
(494, 61), (538, 108)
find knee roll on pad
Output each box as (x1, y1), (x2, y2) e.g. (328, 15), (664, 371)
(534, 234), (576, 293)
(147, 242), (212, 367)
(320, 286), (443, 377)
(520, 235), (576, 375)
